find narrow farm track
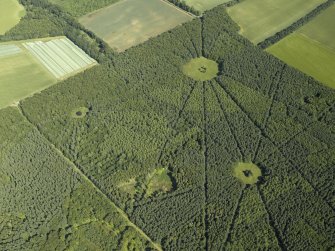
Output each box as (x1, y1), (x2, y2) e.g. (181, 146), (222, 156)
(202, 81), (210, 251)
(252, 65), (286, 162)
(17, 106), (163, 251)
(215, 77), (335, 212)
(256, 185), (286, 250)
(157, 81), (198, 164)
(210, 82), (244, 159)
(222, 185), (246, 248)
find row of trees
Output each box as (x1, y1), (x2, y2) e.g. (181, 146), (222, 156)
(259, 0), (335, 48)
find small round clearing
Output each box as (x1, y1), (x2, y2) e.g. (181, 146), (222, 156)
(182, 57), (219, 81)
(233, 162), (262, 185)
(71, 107), (89, 118)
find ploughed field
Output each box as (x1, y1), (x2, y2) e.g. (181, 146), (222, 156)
(267, 4), (335, 88)
(79, 0), (193, 52)
(0, 2), (335, 251)
(0, 37), (96, 109)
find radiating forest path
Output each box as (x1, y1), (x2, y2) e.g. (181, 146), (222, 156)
(17, 105), (163, 251)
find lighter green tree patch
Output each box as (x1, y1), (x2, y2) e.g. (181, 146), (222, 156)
(233, 162), (262, 185)
(182, 57), (219, 81)
(146, 168), (173, 196)
(0, 172), (11, 185)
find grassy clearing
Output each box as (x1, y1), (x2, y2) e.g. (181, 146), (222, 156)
(233, 162), (262, 185)
(71, 107), (90, 118)
(0, 0), (25, 35)
(0, 49), (56, 109)
(298, 4), (335, 50)
(182, 57), (218, 81)
(146, 168), (173, 196)
(267, 33), (335, 89)
(227, 0), (326, 44)
(183, 0), (230, 13)
(79, 0), (193, 52)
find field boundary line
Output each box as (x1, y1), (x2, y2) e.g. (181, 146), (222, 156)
(17, 105), (163, 251)
(298, 33), (335, 54)
(160, 0), (196, 18)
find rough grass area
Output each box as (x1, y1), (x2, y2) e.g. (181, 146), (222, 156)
(227, 0), (326, 44)
(233, 162), (262, 185)
(298, 4), (335, 50)
(0, 48), (56, 109)
(182, 57), (218, 81)
(0, 0), (25, 35)
(267, 33), (335, 89)
(183, 0), (230, 13)
(79, 0), (193, 52)
(146, 168), (173, 196)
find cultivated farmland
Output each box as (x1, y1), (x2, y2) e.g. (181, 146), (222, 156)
(298, 4), (335, 50)
(227, 0), (327, 44)
(267, 4), (335, 88)
(183, 0), (230, 13)
(23, 38), (97, 79)
(79, 0), (193, 52)
(0, 47), (56, 109)
(0, 37), (96, 109)
(0, 0), (25, 35)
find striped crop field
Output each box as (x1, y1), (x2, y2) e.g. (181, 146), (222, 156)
(0, 44), (21, 58)
(23, 38), (97, 79)
(0, 36), (97, 109)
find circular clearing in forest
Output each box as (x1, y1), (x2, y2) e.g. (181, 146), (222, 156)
(233, 162), (262, 185)
(182, 57), (219, 81)
(71, 107), (89, 118)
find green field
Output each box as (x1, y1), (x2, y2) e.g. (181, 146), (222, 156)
(0, 47), (56, 109)
(267, 33), (335, 89)
(0, 0), (25, 35)
(183, 0), (230, 13)
(227, 0), (326, 44)
(79, 0), (193, 52)
(298, 4), (335, 50)
(267, 4), (335, 89)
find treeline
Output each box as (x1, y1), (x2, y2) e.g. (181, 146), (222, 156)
(259, 0), (335, 48)
(47, 0), (120, 17)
